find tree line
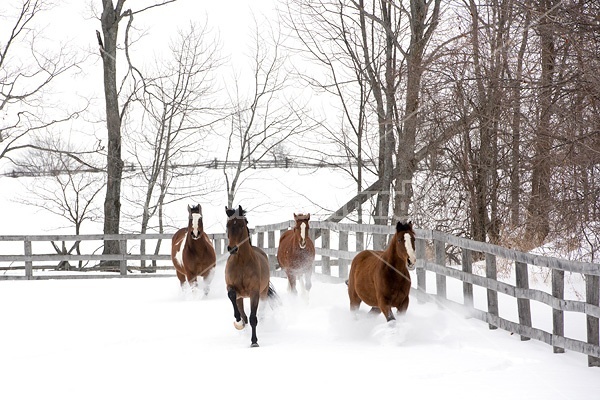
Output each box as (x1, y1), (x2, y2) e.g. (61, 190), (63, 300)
(1, 0), (598, 263)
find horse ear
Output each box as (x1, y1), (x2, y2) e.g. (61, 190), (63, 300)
(239, 205), (246, 216)
(225, 207), (235, 218)
(396, 221), (403, 232)
(187, 205), (192, 213)
(293, 213), (298, 220)
(307, 213), (310, 220)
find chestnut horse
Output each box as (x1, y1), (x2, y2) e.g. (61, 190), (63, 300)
(276, 213), (315, 293)
(347, 221), (416, 322)
(171, 204), (217, 296)
(225, 205), (278, 347)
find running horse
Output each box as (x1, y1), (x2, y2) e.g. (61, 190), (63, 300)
(171, 204), (217, 296)
(276, 213), (316, 294)
(225, 205), (278, 347)
(347, 221), (417, 322)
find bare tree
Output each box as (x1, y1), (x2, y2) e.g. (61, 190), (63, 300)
(14, 135), (104, 269)
(126, 21), (223, 269)
(0, 0), (84, 167)
(222, 19), (318, 208)
(95, 0), (175, 265)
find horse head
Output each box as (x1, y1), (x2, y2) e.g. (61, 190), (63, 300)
(187, 204), (204, 240)
(293, 213), (311, 249)
(225, 205), (249, 254)
(395, 221), (416, 270)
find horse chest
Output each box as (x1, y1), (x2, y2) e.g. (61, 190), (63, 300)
(376, 262), (410, 298)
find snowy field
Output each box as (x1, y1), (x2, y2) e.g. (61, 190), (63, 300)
(1, 262), (599, 400)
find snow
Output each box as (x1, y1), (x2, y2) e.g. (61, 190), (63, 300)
(1, 263), (599, 400)
(2, 1), (599, 397)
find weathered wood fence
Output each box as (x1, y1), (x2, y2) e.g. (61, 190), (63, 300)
(1, 221), (598, 367)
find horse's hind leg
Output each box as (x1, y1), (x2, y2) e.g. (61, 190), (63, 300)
(347, 280), (361, 313)
(249, 292), (260, 347)
(396, 296), (410, 316)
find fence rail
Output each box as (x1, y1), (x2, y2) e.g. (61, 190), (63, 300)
(1, 222), (598, 366)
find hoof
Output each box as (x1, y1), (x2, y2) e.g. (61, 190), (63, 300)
(234, 320), (245, 330)
(251, 342), (259, 348)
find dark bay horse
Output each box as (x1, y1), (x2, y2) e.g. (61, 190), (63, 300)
(276, 213), (316, 294)
(347, 221), (417, 322)
(171, 204), (217, 296)
(225, 205), (278, 347)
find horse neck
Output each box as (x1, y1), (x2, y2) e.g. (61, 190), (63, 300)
(234, 230), (253, 255)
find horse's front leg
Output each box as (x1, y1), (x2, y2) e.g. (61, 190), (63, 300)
(249, 292), (260, 347)
(286, 270), (297, 294)
(379, 303), (396, 322)
(303, 267), (313, 292)
(227, 287), (245, 330)
(202, 268), (215, 296)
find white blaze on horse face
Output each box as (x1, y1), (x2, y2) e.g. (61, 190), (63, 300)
(404, 233), (416, 270)
(299, 222), (307, 249)
(191, 213), (201, 239)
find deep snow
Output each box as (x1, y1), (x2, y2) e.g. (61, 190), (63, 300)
(1, 262), (598, 400)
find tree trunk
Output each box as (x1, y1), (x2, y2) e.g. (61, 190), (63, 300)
(525, 0), (556, 247)
(99, 0), (126, 265)
(394, 0), (440, 222)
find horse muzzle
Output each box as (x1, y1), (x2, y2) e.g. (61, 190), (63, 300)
(407, 258), (416, 271)
(227, 245), (238, 254)
(299, 241), (306, 249)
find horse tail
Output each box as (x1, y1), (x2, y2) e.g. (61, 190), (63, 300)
(267, 281), (282, 307)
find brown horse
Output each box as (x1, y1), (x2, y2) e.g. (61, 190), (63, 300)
(225, 205), (278, 347)
(171, 204), (217, 296)
(276, 213), (316, 294)
(347, 221), (416, 322)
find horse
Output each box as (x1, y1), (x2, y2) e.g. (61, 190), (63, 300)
(347, 221), (417, 322)
(276, 213), (316, 294)
(225, 205), (278, 347)
(171, 204), (217, 296)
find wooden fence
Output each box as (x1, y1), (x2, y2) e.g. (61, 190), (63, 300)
(1, 221), (599, 367)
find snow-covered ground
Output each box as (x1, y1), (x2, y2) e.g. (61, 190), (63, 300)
(1, 262), (598, 400)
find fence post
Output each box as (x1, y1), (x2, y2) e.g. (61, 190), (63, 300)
(24, 239), (33, 280)
(257, 232), (264, 249)
(434, 239), (446, 300)
(338, 230), (348, 280)
(213, 236), (222, 256)
(515, 261), (532, 341)
(462, 248), (473, 308)
(321, 229), (331, 276)
(586, 274), (600, 367)
(486, 253), (498, 330)
(552, 268), (565, 353)
(416, 238), (427, 304)
(268, 230), (276, 273)
(119, 238), (127, 276)
(356, 231), (364, 252)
